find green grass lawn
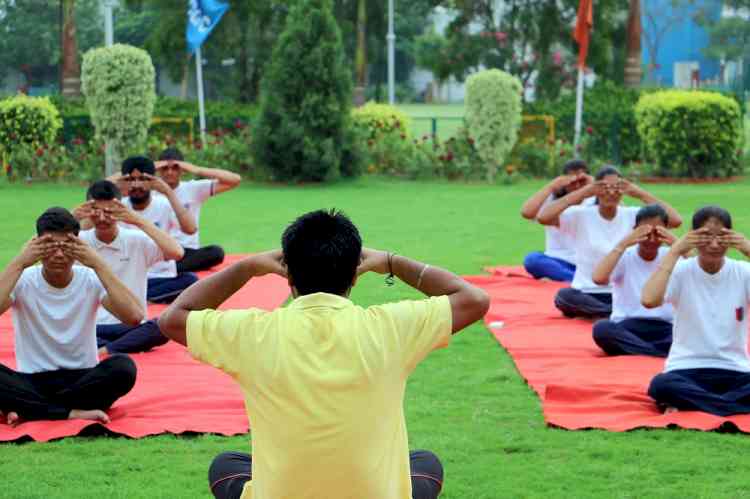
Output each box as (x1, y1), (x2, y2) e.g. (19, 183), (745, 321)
(4, 177), (750, 498)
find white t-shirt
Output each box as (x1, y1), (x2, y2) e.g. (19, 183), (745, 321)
(171, 179), (215, 249)
(80, 228), (164, 325)
(610, 246), (673, 323)
(543, 195), (595, 264)
(664, 257), (750, 373)
(10, 266), (106, 373)
(122, 195), (178, 278)
(559, 205), (640, 293)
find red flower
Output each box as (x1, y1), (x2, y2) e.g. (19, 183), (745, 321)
(35, 147), (44, 157)
(494, 31), (507, 42)
(446, 152), (454, 161)
(367, 140), (374, 147)
(586, 126), (593, 134)
(234, 120), (244, 130)
(72, 137), (84, 146)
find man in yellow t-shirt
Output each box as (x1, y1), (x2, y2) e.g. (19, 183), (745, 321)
(159, 209), (490, 499)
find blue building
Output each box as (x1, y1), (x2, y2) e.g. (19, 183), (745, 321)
(641, 0), (723, 86)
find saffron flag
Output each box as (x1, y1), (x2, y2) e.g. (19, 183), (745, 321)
(186, 0), (230, 54)
(573, 0), (593, 69)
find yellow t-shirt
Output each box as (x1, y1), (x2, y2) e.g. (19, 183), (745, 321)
(187, 292), (452, 499)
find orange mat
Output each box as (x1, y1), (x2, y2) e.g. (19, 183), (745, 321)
(473, 267), (750, 432)
(0, 254), (290, 442)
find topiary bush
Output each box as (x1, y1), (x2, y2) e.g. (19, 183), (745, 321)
(81, 44), (156, 167)
(252, 0), (360, 182)
(0, 95), (62, 152)
(635, 90), (743, 178)
(464, 69), (522, 182)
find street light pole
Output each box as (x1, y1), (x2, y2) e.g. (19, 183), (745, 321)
(102, 0), (117, 175)
(387, 0), (395, 104)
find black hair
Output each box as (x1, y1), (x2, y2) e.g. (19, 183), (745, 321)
(635, 203), (669, 227)
(158, 147), (184, 162)
(86, 180), (122, 201)
(562, 159), (588, 175)
(36, 207), (80, 236)
(692, 205), (732, 230)
(121, 156), (155, 176)
(281, 209), (362, 296)
(595, 165), (622, 181)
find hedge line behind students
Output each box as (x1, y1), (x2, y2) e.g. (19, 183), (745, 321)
(538, 165), (683, 319)
(0, 208), (141, 427)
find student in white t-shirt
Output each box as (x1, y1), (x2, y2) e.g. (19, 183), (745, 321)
(76, 180), (185, 355)
(520, 160), (591, 282)
(643, 206), (750, 416)
(0, 208), (142, 426)
(156, 147), (241, 272)
(538, 165), (682, 318)
(119, 156), (199, 304)
(591, 204), (676, 357)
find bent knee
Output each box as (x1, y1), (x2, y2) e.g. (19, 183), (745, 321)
(106, 354), (137, 390)
(592, 320), (616, 341)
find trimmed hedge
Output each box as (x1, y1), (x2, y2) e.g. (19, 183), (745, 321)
(635, 90), (743, 178)
(0, 95), (62, 152)
(352, 101), (412, 140)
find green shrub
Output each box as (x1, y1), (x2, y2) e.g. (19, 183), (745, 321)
(464, 69), (522, 181)
(352, 102), (412, 140)
(635, 90), (743, 178)
(81, 44), (156, 166)
(7, 139), (104, 182)
(252, 0), (360, 182)
(0, 95), (62, 152)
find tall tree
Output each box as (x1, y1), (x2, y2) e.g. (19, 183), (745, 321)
(61, 0), (81, 97)
(641, 0), (699, 81)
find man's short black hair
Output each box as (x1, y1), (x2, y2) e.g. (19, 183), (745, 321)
(692, 205), (732, 230)
(158, 147), (184, 162)
(635, 203), (669, 227)
(36, 207), (80, 236)
(86, 180), (122, 201)
(562, 159), (588, 175)
(595, 165), (622, 181)
(122, 156), (155, 176)
(282, 209), (362, 296)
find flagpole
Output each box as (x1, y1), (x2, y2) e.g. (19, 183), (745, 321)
(195, 47), (207, 147)
(573, 67), (584, 155)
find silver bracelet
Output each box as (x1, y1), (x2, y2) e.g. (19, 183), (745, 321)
(416, 264), (430, 290)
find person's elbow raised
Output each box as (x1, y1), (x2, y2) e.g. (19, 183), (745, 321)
(471, 287), (491, 320)
(124, 308), (145, 327)
(592, 275), (608, 286)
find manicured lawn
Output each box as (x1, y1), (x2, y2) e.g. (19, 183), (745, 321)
(3, 176), (750, 498)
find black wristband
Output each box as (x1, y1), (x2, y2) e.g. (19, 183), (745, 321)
(386, 252), (395, 286)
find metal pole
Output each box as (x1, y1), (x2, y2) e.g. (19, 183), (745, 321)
(387, 0), (395, 104)
(195, 47), (207, 146)
(103, 0), (116, 176)
(573, 68), (584, 154)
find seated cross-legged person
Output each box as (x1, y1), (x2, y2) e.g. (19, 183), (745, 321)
(0, 208), (142, 426)
(156, 147), (241, 272)
(158, 209), (491, 499)
(591, 204), (676, 357)
(643, 206), (750, 416)
(521, 159), (592, 282)
(538, 165), (682, 318)
(119, 156), (199, 304)
(76, 180), (185, 355)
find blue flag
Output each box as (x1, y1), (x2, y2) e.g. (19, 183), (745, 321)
(186, 0), (230, 54)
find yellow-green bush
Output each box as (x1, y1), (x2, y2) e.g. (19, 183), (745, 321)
(635, 90), (743, 178)
(0, 95), (62, 152)
(465, 69), (522, 182)
(351, 101), (412, 140)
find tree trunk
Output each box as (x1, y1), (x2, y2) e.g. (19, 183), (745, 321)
(61, 0), (81, 98)
(353, 0), (367, 106)
(180, 57), (189, 99)
(624, 0), (642, 88)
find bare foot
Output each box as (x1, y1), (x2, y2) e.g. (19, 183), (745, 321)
(68, 409), (110, 424)
(664, 406), (679, 414)
(7, 412), (20, 427)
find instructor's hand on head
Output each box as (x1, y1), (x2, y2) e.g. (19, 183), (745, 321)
(357, 248), (390, 276)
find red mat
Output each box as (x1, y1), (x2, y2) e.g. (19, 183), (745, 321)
(474, 267), (750, 432)
(0, 254), (290, 442)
